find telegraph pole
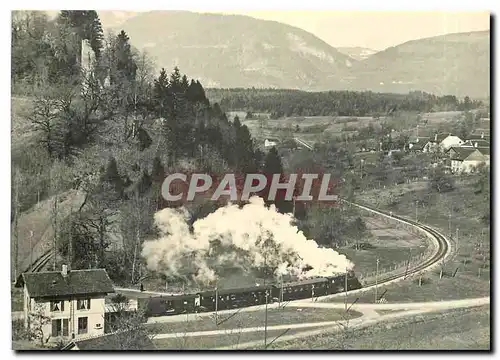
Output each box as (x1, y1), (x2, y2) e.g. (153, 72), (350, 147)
(456, 228), (459, 243)
(448, 213), (452, 239)
(344, 268), (348, 311)
(215, 286), (218, 326)
(264, 288), (269, 348)
(415, 200), (419, 222)
(264, 251), (268, 348)
(29, 230), (34, 272)
(374, 258), (380, 303)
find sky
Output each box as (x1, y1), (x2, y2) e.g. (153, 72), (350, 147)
(99, 10), (490, 51)
(215, 11), (490, 50)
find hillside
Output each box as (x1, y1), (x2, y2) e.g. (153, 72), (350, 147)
(337, 46), (378, 61)
(110, 11), (356, 90)
(345, 31), (490, 98)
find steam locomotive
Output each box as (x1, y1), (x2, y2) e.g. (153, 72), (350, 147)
(139, 271), (362, 317)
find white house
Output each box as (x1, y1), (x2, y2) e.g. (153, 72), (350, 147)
(264, 138), (280, 148)
(448, 147), (490, 174)
(439, 135), (464, 151)
(423, 134), (464, 153)
(16, 266), (115, 343)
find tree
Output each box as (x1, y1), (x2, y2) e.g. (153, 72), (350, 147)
(106, 295), (156, 349)
(263, 147), (293, 213)
(429, 166), (455, 193)
(29, 303), (51, 346)
(151, 156), (166, 210)
(11, 167), (25, 279)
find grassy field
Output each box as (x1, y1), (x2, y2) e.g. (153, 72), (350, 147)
(153, 329), (298, 350)
(337, 216), (429, 283)
(349, 176), (490, 302)
(265, 305), (490, 350)
(147, 307), (362, 334)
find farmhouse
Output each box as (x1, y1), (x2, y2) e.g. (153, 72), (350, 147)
(447, 147), (489, 174)
(16, 266), (115, 343)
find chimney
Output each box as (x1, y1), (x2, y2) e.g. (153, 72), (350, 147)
(434, 134), (438, 142)
(474, 142), (478, 148)
(62, 264), (68, 277)
(481, 132), (484, 139)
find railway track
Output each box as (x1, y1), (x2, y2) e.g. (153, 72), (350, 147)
(327, 201), (451, 299)
(22, 202), (450, 302)
(26, 249), (54, 273)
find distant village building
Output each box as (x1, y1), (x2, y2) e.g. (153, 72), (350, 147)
(16, 266), (115, 343)
(264, 138), (280, 148)
(408, 136), (429, 152)
(421, 134), (464, 153)
(447, 147), (490, 174)
(462, 139), (490, 149)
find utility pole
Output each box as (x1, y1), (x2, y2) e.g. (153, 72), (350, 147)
(448, 213), (452, 239)
(29, 230), (34, 272)
(215, 286), (218, 326)
(456, 228), (459, 242)
(415, 200), (418, 222)
(374, 258), (380, 303)
(263, 250), (268, 348)
(279, 275), (283, 308)
(344, 268), (348, 311)
(264, 288), (269, 348)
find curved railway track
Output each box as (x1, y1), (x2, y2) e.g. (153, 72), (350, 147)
(329, 201), (451, 298)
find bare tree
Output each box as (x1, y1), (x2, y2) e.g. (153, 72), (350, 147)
(29, 303), (51, 347)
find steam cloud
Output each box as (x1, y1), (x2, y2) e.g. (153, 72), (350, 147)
(141, 197), (353, 285)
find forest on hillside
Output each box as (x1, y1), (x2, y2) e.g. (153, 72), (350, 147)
(11, 11), (369, 286)
(207, 88), (483, 118)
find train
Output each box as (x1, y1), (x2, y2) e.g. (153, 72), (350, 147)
(139, 271), (362, 317)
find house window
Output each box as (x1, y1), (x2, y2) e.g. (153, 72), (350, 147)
(78, 317), (88, 335)
(51, 319), (69, 337)
(50, 300), (64, 312)
(77, 298), (91, 310)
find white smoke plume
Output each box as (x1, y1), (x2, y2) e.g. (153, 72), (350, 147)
(141, 197), (353, 285)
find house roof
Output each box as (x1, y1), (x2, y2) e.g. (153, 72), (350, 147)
(449, 147), (477, 161)
(467, 134), (490, 141)
(464, 139), (490, 148)
(410, 142), (426, 151)
(17, 269), (114, 298)
(62, 329), (156, 350)
(265, 138), (280, 143)
(435, 133), (451, 143)
(409, 136), (430, 144)
(476, 147), (490, 156)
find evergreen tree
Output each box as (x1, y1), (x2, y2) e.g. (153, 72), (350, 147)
(263, 147), (292, 213)
(151, 156), (166, 210)
(101, 157), (125, 197)
(109, 30), (137, 85)
(153, 68), (170, 118)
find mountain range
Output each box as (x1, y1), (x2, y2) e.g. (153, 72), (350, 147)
(101, 11), (490, 98)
